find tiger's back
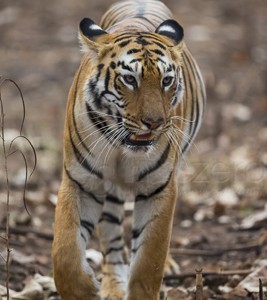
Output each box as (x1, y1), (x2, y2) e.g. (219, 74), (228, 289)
(52, 1), (205, 299)
(100, 0), (172, 31)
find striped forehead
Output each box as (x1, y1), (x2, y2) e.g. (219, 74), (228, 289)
(113, 33), (174, 74)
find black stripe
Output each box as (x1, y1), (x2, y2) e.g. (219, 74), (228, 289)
(191, 55), (205, 104)
(72, 112), (93, 156)
(86, 102), (109, 136)
(106, 194), (124, 205)
(166, 64), (173, 73)
(118, 61), (133, 71)
(97, 64), (104, 79)
(130, 58), (142, 64)
(141, 66), (145, 78)
(136, 37), (152, 46)
(105, 67), (110, 90)
(141, 32), (171, 44)
(152, 49), (164, 56)
(64, 165), (103, 205)
(132, 217), (156, 239)
(72, 60), (93, 156)
(89, 64), (104, 95)
(110, 61), (116, 69)
(86, 102), (125, 145)
(81, 232), (86, 241)
(136, 171), (173, 202)
(156, 57), (167, 65)
(182, 64), (194, 135)
(127, 48), (142, 55)
(99, 212), (122, 225)
(69, 129), (103, 179)
(104, 261), (125, 265)
(138, 143), (170, 181)
(114, 35), (135, 43)
(109, 235), (122, 243)
(153, 41), (167, 50)
(183, 52), (200, 139)
(81, 219), (94, 235)
(118, 40), (131, 48)
(105, 245), (124, 256)
(132, 227), (144, 239)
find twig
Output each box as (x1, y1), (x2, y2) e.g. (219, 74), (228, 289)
(0, 225), (53, 241)
(0, 78), (37, 299)
(0, 78), (11, 300)
(0, 235), (7, 241)
(259, 278), (263, 300)
(0, 252), (6, 263)
(164, 269), (252, 281)
(170, 235), (267, 257)
(195, 269), (203, 300)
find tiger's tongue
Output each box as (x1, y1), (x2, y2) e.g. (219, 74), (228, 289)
(130, 132), (153, 141)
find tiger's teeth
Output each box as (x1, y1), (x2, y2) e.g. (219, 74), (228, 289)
(129, 132), (154, 141)
(130, 134), (137, 141)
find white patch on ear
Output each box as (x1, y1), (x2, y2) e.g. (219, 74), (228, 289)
(157, 25), (176, 34)
(90, 24), (103, 31)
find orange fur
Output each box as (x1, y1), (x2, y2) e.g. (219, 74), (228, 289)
(52, 1), (205, 299)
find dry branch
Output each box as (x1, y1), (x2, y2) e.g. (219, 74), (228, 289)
(170, 233), (267, 257)
(259, 278), (263, 300)
(0, 78), (37, 299)
(0, 225), (53, 241)
(164, 269), (252, 281)
(195, 269), (203, 300)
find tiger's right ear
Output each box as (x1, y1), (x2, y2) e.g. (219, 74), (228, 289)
(79, 18), (108, 53)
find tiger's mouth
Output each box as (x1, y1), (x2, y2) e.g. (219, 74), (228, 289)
(124, 131), (156, 146)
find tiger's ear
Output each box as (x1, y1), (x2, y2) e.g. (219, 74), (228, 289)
(79, 18), (108, 52)
(155, 19), (184, 45)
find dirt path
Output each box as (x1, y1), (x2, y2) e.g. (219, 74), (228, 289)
(0, 0), (267, 299)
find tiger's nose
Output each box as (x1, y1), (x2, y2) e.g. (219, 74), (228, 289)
(141, 117), (165, 130)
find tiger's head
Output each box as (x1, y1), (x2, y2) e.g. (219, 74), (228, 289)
(79, 18), (185, 149)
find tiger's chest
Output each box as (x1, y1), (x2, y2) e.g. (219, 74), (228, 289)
(69, 133), (175, 199)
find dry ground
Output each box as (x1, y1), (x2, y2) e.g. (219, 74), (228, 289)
(0, 0), (267, 299)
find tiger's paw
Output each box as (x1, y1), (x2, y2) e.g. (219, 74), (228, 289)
(99, 264), (128, 300)
(100, 292), (126, 300)
(164, 254), (180, 276)
(100, 281), (126, 300)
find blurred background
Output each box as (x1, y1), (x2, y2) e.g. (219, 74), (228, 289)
(0, 0), (267, 298)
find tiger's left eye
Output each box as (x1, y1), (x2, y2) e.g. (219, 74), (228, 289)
(162, 76), (173, 87)
(123, 74), (136, 85)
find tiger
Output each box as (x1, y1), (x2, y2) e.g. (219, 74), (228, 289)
(52, 0), (206, 299)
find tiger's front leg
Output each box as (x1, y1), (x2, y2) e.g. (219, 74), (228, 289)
(97, 190), (129, 300)
(52, 170), (103, 300)
(127, 175), (177, 300)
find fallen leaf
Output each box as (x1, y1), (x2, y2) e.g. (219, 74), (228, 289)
(10, 276), (43, 300)
(216, 188), (239, 207)
(0, 284), (17, 299)
(239, 205), (267, 229)
(235, 260), (267, 293)
(167, 287), (190, 300)
(12, 250), (35, 265)
(33, 274), (56, 293)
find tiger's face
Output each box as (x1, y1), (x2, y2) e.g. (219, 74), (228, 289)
(79, 19), (184, 148)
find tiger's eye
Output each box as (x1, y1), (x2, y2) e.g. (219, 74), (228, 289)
(162, 76), (173, 87)
(123, 74), (136, 85)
